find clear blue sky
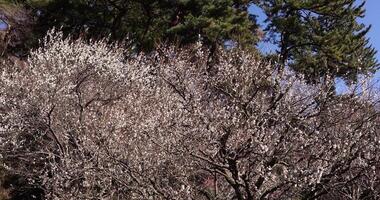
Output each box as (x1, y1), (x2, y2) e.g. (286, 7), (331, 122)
(361, 0), (380, 80)
(249, 1), (380, 91)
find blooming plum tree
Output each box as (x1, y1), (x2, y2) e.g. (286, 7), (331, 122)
(0, 30), (379, 199)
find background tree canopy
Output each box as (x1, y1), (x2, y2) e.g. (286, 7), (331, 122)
(2, 0), (379, 81)
(25, 0), (259, 51)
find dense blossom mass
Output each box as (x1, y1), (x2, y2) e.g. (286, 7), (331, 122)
(0, 31), (380, 199)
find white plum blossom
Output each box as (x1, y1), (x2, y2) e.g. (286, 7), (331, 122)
(1, 30), (380, 200)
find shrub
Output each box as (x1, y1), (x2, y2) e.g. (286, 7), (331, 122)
(1, 30), (379, 199)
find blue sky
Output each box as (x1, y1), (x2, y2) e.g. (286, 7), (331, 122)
(249, 1), (380, 89)
(361, 0), (380, 79)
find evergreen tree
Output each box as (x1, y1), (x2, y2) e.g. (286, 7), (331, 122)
(7, 0), (380, 81)
(254, 0), (378, 82)
(27, 0), (259, 51)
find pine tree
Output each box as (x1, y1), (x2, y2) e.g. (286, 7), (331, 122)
(166, 0), (259, 47)
(29, 0), (259, 51)
(254, 0), (378, 82)
(7, 0), (380, 82)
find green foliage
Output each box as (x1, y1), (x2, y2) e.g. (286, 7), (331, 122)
(1, 0), (379, 81)
(255, 0), (378, 82)
(27, 0), (259, 51)
(166, 0), (259, 46)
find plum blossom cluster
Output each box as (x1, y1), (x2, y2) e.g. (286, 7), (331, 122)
(1, 30), (380, 199)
